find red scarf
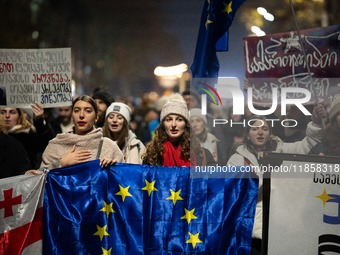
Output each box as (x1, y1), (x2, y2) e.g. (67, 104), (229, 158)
(163, 140), (196, 167)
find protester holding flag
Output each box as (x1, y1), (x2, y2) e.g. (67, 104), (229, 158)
(103, 102), (146, 164)
(227, 105), (326, 254)
(0, 103), (55, 169)
(32, 95), (124, 171)
(0, 117), (31, 179)
(142, 93), (214, 166)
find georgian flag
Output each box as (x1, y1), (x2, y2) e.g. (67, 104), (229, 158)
(0, 173), (46, 255)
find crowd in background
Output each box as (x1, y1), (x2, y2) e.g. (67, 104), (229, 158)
(1, 86), (339, 254)
(0, 87), (338, 178)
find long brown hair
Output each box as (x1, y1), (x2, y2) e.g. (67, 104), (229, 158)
(103, 118), (129, 150)
(12, 108), (33, 132)
(73, 95), (98, 115)
(0, 117), (7, 137)
(142, 120), (204, 165)
(229, 115), (278, 158)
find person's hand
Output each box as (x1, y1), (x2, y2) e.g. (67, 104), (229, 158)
(243, 79), (251, 93)
(311, 104), (327, 124)
(319, 153), (325, 156)
(60, 146), (92, 168)
(25, 170), (41, 175)
(31, 102), (44, 120)
(212, 151), (218, 162)
(100, 158), (117, 168)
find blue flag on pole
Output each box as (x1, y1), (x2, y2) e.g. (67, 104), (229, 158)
(191, 0), (247, 78)
(43, 160), (258, 254)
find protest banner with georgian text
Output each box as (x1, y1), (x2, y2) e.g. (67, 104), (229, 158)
(0, 48), (72, 108)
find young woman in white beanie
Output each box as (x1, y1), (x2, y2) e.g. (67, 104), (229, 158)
(189, 108), (219, 162)
(103, 102), (146, 164)
(142, 93), (215, 167)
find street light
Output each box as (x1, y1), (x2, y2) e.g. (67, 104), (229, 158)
(257, 7), (275, 22)
(257, 7), (267, 15)
(154, 63), (188, 93)
(251, 26), (266, 36)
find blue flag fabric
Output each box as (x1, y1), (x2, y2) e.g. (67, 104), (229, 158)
(191, 0), (247, 78)
(43, 161), (258, 254)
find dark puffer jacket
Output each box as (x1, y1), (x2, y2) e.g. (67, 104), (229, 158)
(0, 134), (31, 179)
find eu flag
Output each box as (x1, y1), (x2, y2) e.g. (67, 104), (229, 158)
(43, 160), (258, 254)
(191, 0), (247, 78)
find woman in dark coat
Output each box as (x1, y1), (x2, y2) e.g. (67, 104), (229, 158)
(0, 103), (55, 169)
(0, 117), (31, 179)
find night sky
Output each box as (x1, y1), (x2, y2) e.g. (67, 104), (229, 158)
(161, 0), (249, 79)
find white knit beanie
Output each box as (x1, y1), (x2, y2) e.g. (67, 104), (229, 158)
(160, 93), (189, 122)
(330, 96), (340, 121)
(105, 102), (132, 124)
(189, 108), (207, 125)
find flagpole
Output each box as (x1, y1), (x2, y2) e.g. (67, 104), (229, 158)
(288, 0), (326, 129)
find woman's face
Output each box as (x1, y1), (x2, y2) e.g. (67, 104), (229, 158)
(189, 116), (206, 136)
(247, 120), (271, 150)
(107, 112), (124, 133)
(164, 114), (186, 142)
(72, 100), (98, 135)
(0, 108), (19, 130)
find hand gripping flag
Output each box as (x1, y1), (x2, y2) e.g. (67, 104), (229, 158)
(43, 160), (258, 254)
(0, 173), (46, 255)
(191, 0), (247, 78)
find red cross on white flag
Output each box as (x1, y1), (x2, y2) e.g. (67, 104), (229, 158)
(0, 173), (46, 255)
(0, 188), (22, 218)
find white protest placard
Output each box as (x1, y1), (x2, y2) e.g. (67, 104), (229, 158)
(0, 48), (72, 108)
(268, 161), (340, 254)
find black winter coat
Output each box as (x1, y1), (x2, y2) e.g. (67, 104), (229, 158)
(0, 134), (31, 179)
(9, 118), (55, 169)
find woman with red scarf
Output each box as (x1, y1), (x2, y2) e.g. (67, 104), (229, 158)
(142, 93), (214, 167)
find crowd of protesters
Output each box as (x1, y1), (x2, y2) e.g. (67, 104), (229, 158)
(0, 88), (336, 173)
(1, 86), (338, 254)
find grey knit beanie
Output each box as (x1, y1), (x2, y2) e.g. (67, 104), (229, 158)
(330, 96), (340, 121)
(189, 108), (207, 125)
(160, 93), (189, 122)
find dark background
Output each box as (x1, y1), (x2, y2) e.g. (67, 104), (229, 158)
(1, 0), (339, 96)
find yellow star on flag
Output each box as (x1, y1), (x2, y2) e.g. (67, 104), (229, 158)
(181, 208), (198, 225)
(93, 225), (110, 241)
(100, 201), (115, 218)
(315, 188), (335, 207)
(116, 184), (132, 202)
(205, 14), (213, 30)
(207, 0), (210, 10)
(141, 179), (158, 196)
(222, 1), (232, 14)
(101, 247), (112, 255)
(186, 232), (203, 249)
(166, 189), (183, 205)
